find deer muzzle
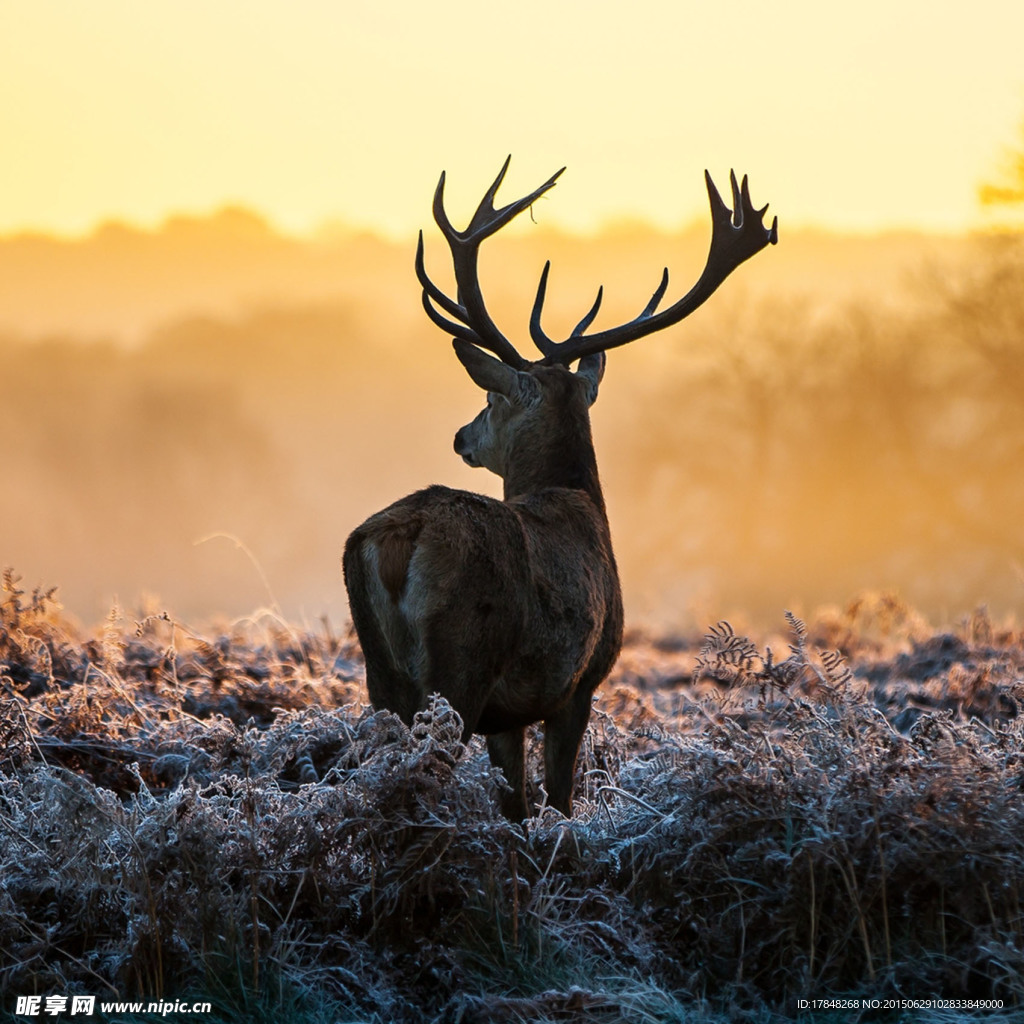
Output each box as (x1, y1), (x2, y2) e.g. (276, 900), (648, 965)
(454, 427), (481, 467)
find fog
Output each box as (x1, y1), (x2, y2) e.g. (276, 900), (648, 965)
(2, 213), (1020, 629)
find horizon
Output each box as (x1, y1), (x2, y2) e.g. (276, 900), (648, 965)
(0, 199), (1000, 246)
(0, 198), (978, 351)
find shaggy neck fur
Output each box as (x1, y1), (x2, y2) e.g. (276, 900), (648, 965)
(501, 393), (606, 515)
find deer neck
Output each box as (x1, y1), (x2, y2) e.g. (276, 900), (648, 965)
(501, 413), (607, 517)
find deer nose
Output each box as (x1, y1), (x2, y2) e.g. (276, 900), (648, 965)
(454, 428), (480, 467)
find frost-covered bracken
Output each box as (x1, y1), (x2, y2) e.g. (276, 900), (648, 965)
(2, 575), (1023, 1022)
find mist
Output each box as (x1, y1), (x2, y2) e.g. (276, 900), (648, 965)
(1, 213), (1020, 629)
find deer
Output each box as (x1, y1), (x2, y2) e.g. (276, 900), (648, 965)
(343, 158), (777, 819)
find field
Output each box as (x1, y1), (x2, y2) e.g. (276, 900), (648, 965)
(2, 575), (1023, 1023)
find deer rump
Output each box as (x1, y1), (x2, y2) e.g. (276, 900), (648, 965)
(343, 482), (622, 740)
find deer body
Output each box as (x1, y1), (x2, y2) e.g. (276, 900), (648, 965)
(344, 159), (776, 818)
(345, 350), (622, 818)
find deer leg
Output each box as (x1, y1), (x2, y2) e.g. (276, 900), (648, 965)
(487, 728), (527, 821)
(363, 661), (424, 727)
(359, 624), (424, 725)
(343, 541), (425, 725)
(414, 620), (498, 735)
(419, 631), (527, 819)
(543, 688), (595, 817)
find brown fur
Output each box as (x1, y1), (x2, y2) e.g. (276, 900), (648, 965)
(344, 355), (622, 820)
(368, 513), (422, 603)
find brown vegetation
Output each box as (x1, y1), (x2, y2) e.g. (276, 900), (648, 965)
(2, 574), (1023, 1021)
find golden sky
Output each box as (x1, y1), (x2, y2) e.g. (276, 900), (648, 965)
(3, 0), (1024, 239)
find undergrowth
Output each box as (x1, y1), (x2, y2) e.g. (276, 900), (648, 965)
(2, 574), (1023, 1022)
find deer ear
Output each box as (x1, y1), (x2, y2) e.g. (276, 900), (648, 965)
(575, 351), (606, 406)
(453, 339), (519, 394)
(453, 340), (538, 403)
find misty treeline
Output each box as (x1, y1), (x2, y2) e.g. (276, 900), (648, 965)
(1, 230), (1021, 627)
(606, 233), (1024, 623)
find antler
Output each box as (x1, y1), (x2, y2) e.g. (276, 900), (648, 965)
(529, 170), (778, 365)
(416, 156), (563, 370)
(417, 161), (778, 369)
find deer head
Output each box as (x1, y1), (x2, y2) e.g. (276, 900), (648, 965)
(417, 156), (776, 508)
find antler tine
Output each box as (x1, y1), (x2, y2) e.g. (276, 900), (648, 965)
(416, 232), (469, 326)
(705, 170), (734, 228)
(416, 229), (493, 347)
(529, 262), (555, 356)
(532, 170), (777, 366)
(465, 158), (565, 241)
(419, 158), (564, 369)
(730, 170), (744, 226)
(640, 268), (670, 318)
(571, 286), (604, 338)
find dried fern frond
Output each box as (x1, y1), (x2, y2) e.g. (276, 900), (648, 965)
(695, 621), (759, 685)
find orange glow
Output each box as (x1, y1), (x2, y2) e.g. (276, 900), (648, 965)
(1, 212), (1021, 627)
(2, 3), (1023, 628)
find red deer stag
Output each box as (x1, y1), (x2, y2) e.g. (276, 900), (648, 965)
(343, 159), (776, 818)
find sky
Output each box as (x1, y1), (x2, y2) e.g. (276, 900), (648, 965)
(2, 1), (1024, 239)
